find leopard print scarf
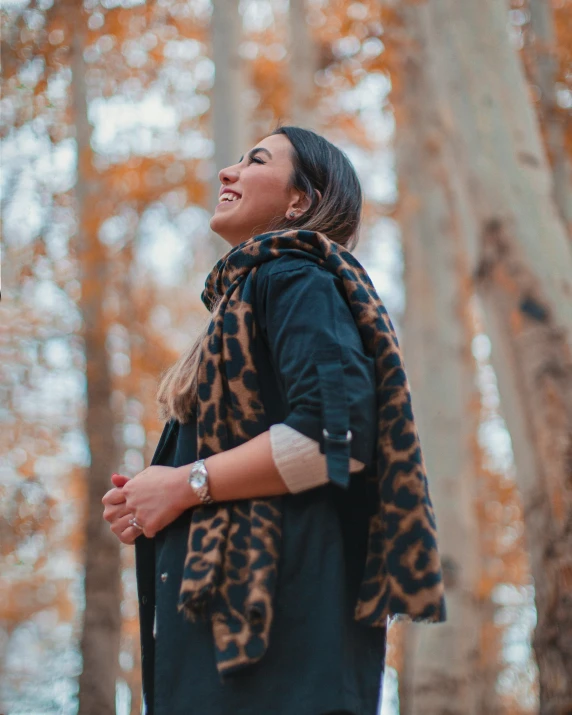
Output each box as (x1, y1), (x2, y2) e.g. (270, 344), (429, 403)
(177, 229), (446, 678)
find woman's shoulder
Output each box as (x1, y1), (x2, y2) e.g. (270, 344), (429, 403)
(256, 253), (331, 280)
(255, 255), (341, 304)
(252, 252), (363, 352)
(254, 255), (346, 328)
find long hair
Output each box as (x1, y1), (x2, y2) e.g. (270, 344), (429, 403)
(157, 125), (363, 423)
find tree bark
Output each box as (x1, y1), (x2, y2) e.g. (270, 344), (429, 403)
(527, 0), (572, 238)
(210, 0), (249, 213)
(206, 0), (251, 264)
(68, 5), (122, 713)
(393, 8), (484, 711)
(288, 0), (319, 130)
(399, 1), (572, 712)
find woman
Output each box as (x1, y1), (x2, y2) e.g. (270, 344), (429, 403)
(102, 126), (446, 715)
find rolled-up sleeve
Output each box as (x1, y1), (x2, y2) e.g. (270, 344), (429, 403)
(257, 262), (377, 469)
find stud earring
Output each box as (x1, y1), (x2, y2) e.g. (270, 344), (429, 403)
(289, 211), (297, 218)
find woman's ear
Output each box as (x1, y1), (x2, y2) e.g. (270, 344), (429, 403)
(285, 188), (323, 220)
(288, 189), (322, 214)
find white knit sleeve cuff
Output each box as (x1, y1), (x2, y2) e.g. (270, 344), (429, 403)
(269, 423), (365, 494)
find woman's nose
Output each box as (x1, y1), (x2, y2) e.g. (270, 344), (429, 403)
(218, 164), (239, 185)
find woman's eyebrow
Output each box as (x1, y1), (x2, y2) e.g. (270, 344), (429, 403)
(238, 147), (273, 162)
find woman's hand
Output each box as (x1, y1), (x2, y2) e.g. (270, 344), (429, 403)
(102, 474), (141, 545)
(103, 465), (198, 541)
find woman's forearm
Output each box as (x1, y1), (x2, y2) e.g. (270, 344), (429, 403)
(173, 430), (290, 510)
(112, 426), (365, 539)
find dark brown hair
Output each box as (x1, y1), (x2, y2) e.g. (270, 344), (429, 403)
(264, 124), (362, 249)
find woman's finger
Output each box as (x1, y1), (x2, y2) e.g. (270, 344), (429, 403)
(103, 503), (131, 523)
(110, 513), (137, 536)
(102, 487), (127, 506)
(112, 473), (130, 488)
(119, 525), (143, 545)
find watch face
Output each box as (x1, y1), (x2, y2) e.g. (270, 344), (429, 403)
(191, 473), (206, 490)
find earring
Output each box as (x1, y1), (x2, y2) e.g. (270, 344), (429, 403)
(289, 211), (297, 218)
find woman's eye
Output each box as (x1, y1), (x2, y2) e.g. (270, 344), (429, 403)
(248, 156), (265, 165)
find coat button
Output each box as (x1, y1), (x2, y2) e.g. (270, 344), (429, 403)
(142, 595), (147, 605)
(160, 572), (168, 583)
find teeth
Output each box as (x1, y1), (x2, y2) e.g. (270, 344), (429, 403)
(220, 193), (240, 202)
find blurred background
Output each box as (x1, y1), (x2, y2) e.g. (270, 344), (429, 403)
(1, 0), (572, 713)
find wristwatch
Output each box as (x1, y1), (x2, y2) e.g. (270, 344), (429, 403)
(188, 459), (214, 505)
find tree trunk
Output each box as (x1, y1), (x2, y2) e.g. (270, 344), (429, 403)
(68, 5), (122, 714)
(527, 0), (572, 237)
(210, 0), (249, 213)
(207, 0), (250, 265)
(393, 8), (484, 711)
(288, 0), (319, 129)
(402, 1), (572, 712)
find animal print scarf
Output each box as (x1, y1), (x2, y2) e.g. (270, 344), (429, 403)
(177, 229), (446, 678)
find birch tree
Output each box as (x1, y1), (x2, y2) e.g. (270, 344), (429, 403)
(393, 10), (483, 710)
(210, 0), (249, 213)
(526, 0), (572, 236)
(288, 0), (320, 129)
(397, 0), (572, 711)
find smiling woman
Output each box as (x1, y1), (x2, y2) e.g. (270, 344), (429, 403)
(102, 125), (446, 715)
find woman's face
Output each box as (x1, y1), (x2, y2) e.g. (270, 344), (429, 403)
(209, 133), (313, 247)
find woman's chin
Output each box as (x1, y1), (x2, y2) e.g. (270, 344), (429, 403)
(209, 213), (227, 233)
(209, 215), (243, 245)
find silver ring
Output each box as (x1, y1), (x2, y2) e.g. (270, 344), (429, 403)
(129, 517), (143, 530)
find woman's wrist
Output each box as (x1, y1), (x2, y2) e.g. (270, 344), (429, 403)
(170, 432), (289, 509)
(173, 464), (202, 510)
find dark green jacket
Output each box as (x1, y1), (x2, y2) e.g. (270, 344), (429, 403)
(135, 256), (385, 715)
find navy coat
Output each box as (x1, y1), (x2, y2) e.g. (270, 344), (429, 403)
(135, 255), (386, 715)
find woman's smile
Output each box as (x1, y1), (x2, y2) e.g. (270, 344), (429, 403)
(216, 191), (242, 208)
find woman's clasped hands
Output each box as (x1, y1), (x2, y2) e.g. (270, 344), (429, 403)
(102, 465), (194, 544)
